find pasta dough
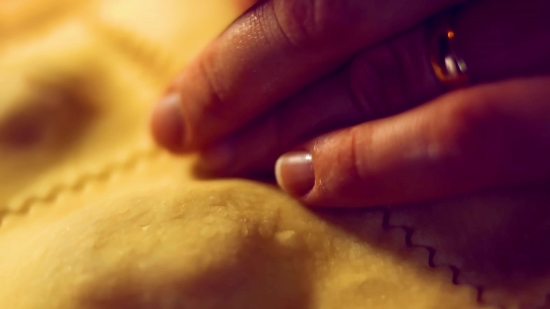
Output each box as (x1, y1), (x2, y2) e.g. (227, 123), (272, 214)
(0, 19), (156, 210)
(0, 153), (484, 309)
(0, 0), (548, 308)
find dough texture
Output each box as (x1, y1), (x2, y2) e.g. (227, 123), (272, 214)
(0, 153), (483, 309)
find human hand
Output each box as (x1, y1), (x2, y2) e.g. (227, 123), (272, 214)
(151, 0), (550, 207)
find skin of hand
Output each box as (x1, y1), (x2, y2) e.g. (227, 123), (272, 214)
(151, 0), (550, 207)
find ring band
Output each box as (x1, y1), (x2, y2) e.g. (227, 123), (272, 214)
(428, 8), (470, 89)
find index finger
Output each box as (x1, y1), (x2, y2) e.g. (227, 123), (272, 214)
(152, 0), (464, 152)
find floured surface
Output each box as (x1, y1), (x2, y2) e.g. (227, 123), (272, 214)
(0, 153), (485, 309)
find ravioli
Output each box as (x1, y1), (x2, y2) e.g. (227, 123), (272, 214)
(0, 153), (484, 309)
(0, 0), (548, 308)
(0, 20), (156, 210)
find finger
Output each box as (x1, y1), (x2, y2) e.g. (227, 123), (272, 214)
(275, 77), (550, 207)
(197, 0), (550, 176)
(151, 0), (463, 152)
(197, 24), (440, 175)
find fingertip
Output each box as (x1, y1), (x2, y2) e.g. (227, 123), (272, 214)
(275, 151), (315, 197)
(151, 92), (186, 152)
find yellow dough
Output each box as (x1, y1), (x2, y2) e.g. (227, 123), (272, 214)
(0, 0), (89, 42)
(0, 153), (484, 309)
(87, 0), (240, 84)
(0, 0), (548, 308)
(0, 19), (157, 210)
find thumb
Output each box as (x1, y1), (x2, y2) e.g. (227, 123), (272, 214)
(275, 77), (550, 207)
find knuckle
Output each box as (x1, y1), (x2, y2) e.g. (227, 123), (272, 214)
(194, 55), (229, 123)
(273, 0), (365, 48)
(317, 126), (374, 203)
(349, 125), (374, 183)
(327, 126), (372, 192)
(247, 3), (289, 48)
(348, 44), (406, 118)
(272, 0), (316, 48)
(180, 54), (229, 146)
(348, 50), (390, 119)
(348, 26), (442, 119)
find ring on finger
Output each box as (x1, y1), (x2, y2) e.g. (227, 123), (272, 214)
(428, 7), (470, 90)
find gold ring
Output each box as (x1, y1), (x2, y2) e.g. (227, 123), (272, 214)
(428, 8), (470, 90)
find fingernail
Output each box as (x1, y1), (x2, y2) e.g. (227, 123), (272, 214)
(151, 92), (185, 150)
(199, 141), (235, 172)
(275, 151), (314, 196)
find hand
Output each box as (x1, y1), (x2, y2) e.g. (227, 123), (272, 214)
(151, 0), (550, 207)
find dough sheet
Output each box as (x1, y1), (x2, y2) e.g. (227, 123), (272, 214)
(0, 19), (157, 211)
(0, 152), (484, 309)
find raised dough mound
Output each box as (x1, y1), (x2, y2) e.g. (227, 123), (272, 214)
(0, 182), (298, 309)
(0, 164), (481, 309)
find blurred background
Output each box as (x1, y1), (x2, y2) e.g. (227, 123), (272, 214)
(0, 0), (247, 213)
